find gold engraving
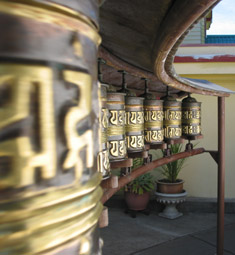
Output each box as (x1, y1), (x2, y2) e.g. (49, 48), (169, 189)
(144, 110), (151, 122)
(145, 110), (163, 122)
(127, 135), (144, 149)
(126, 111), (144, 125)
(0, 64), (56, 188)
(110, 110), (118, 125)
(182, 110), (200, 119)
(164, 127), (182, 138)
(109, 141), (119, 157)
(119, 140), (126, 156)
(119, 110), (125, 125)
(98, 149), (110, 176)
(101, 108), (108, 129)
(130, 112), (137, 124)
(137, 111), (144, 123)
(165, 110), (181, 120)
(145, 130), (164, 143)
(72, 33), (83, 58)
(183, 125), (201, 135)
(130, 136), (137, 148)
(63, 70), (94, 180)
(109, 110), (125, 126)
(109, 140), (126, 158)
(137, 135), (144, 148)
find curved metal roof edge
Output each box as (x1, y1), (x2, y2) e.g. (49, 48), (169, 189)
(153, 0), (233, 97)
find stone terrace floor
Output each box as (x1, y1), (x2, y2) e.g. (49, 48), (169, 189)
(100, 206), (235, 255)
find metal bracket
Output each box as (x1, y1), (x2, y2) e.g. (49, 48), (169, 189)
(205, 150), (219, 164)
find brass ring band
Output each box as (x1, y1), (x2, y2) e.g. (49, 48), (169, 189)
(145, 122), (163, 128)
(107, 126), (125, 136)
(0, 173), (103, 254)
(0, 1), (101, 46)
(126, 124), (144, 132)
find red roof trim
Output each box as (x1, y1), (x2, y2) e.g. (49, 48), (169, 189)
(174, 55), (235, 63)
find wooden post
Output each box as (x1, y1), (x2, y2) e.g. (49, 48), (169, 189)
(217, 96), (225, 255)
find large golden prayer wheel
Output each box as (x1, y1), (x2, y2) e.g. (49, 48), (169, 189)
(163, 96), (182, 139)
(144, 99), (164, 144)
(182, 94), (201, 136)
(125, 96), (145, 152)
(107, 92), (127, 161)
(0, 1), (102, 254)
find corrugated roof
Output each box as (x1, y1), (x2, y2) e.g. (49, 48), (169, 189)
(206, 35), (235, 44)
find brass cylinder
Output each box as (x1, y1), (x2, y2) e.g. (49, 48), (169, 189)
(125, 96), (145, 152)
(163, 96), (182, 139)
(144, 99), (164, 144)
(98, 83), (111, 179)
(182, 95), (201, 136)
(107, 92), (127, 161)
(0, 1), (102, 254)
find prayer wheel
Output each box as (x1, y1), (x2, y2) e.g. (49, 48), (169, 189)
(125, 96), (145, 152)
(97, 59), (110, 179)
(163, 96), (182, 139)
(107, 92), (127, 161)
(182, 94), (201, 136)
(144, 99), (164, 144)
(98, 82), (111, 179)
(141, 79), (164, 144)
(0, 1), (102, 254)
(117, 71), (145, 152)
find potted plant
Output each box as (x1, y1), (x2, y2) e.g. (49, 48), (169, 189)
(124, 158), (155, 211)
(155, 143), (190, 219)
(157, 143), (186, 194)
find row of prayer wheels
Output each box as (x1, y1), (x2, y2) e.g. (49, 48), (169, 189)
(97, 68), (201, 179)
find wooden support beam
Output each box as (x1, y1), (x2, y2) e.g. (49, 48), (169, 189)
(110, 158), (133, 169)
(182, 134), (204, 140)
(165, 138), (185, 145)
(101, 147), (205, 204)
(101, 176), (119, 189)
(149, 143), (167, 150)
(99, 206), (109, 228)
(128, 150), (149, 159)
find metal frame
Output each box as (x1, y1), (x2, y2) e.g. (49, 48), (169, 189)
(217, 96), (225, 255)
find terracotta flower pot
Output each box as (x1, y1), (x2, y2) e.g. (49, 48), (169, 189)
(156, 179), (184, 194)
(124, 191), (150, 211)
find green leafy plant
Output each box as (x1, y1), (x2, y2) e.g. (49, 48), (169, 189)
(126, 158), (155, 195)
(160, 144), (187, 183)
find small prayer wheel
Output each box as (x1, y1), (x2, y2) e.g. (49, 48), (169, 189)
(107, 92), (127, 161)
(182, 94), (201, 136)
(97, 59), (110, 179)
(163, 95), (182, 139)
(117, 70), (144, 152)
(98, 82), (111, 179)
(141, 79), (164, 144)
(144, 99), (164, 144)
(125, 96), (145, 152)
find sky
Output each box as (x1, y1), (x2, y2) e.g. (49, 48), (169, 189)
(207, 0), (235, 35)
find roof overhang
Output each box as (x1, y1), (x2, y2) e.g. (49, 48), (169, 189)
(99, 0), (233, 97)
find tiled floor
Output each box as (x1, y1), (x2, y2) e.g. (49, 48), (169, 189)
(100, 207), (235, 255)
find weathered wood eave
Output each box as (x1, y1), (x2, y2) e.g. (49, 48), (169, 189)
(100, 0), (231, 97)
